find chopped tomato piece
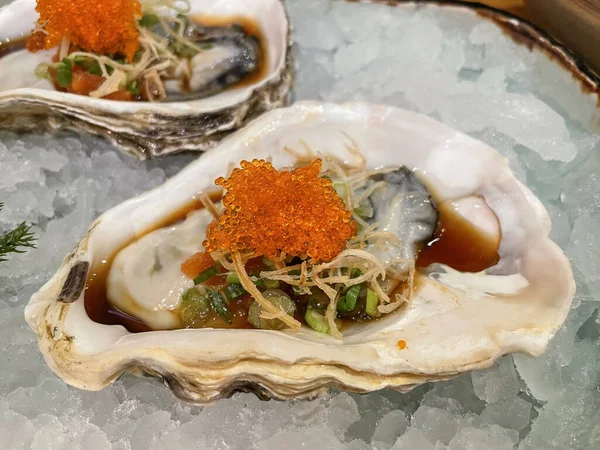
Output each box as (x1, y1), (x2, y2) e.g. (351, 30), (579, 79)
(181, 251), (216, 279)
(103, 89), (134, 101)
(69, 69), (104, 95)
(204, 273), (227, 287)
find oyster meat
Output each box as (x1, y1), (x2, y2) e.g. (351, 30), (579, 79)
(25, 102), (574, 404)
(0, 0), (293, 158)
(368, 167), (439, 275)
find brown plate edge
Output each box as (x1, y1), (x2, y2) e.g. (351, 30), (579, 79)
(346, 0), (600, 103)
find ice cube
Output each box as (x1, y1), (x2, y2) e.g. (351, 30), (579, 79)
(371, 410), (409, 445)
(471, 357), (520, 404)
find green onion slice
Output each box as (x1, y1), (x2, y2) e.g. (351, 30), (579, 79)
(305, 307), (330, 334)
(227, 272), (279, 289)
(34, 63), (51, 80)
(139, 14), (159, 28)
(365, 288), (379, 318)
(222, 283), (247, 300)
(207, 289), (232, 323)
(54, 58), (73, 87)
(247, 290), (296, 330)
(332, 181), (348, 202)
(226, 273), (240, 284)
(193, 265), (219, 285)
(353, 204), (374, 219)
(127, 80), (140, 96)
(337, 284), (361, 313)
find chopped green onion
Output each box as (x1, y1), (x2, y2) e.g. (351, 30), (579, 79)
(350, 269), (362, 278)
(292, 285), (310, 296)
(288, 270), (301, 276)
(262, 256), (275, 267)
(34, 63), (51, 80)
(180, 288), (210, 327)
(207, 289), (231, 323)
(365, 288), (379, 317)
(305, 307), (330, 334)
(227, 272), (279, 289)
(354, 203), (374, 219)
(53, 58), (73, 87)
(139, 13), (159, 28)
(332, 181), (348, 202)
(72, 56), (102, 76)
(87, 61), (102, 76)
(168, 41), (197, 58)
(226, 273), (240, 284)
(248, 290), (296, 330)
(223, 283), (247, 300)
(337, 284), (361, 313)
(193, 265), (219, 285)
(127, 80), (140, 96)
(262, 279), (280, 289)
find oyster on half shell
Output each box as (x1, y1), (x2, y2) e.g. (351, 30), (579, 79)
(25, 102), (574, 403)
(0, 0), (292, 158)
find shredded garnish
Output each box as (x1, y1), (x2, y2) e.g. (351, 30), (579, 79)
(232, 251), (301, 330)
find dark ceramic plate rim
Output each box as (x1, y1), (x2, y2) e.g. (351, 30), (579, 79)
(347, 0), (600, 101)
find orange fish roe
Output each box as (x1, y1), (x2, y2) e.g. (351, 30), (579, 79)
(27, 0), (141, 61)
(397, 340), (407, 350)
(203, 159), (357, 262)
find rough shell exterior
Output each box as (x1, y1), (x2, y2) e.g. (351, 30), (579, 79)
(0, 0), (293, 159)
(25, 102), (575, 404)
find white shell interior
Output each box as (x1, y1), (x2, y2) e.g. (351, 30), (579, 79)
(26, 102), (574, 388)
(0, 0), (288, 113)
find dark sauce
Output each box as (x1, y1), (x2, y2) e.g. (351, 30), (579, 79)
(84, 193), (221, 332)
(0, 36), (28, 58)
(85, 194), (500, 333)
(416, 200), (501, 272)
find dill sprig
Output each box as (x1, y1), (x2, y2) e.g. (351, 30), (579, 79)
(0, 203), (37, 263)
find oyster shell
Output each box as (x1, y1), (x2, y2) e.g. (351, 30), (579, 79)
(0, 0), (293, 158)
(25, 102), (574, 403)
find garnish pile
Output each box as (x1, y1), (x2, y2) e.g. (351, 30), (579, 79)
(178, 155), (415, 338)
(27, 0), (218, 101)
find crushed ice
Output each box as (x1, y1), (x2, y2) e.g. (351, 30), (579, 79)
(1, 0), (599, 448)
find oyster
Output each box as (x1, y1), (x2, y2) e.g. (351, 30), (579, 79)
(25, 102), (574, 403)
(0, 0), (292, 158)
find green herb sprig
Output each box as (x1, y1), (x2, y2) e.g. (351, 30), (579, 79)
(0, 203), (37, 263)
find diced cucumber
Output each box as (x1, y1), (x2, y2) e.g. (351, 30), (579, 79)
(248, 290), (296, 330)
(179, 288), (210, 327)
